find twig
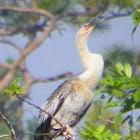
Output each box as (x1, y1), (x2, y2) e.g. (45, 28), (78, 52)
(0, 6), (53, 19)
(66, 10), (133, 20)
(0, 134), (10, 139)
(15, 95), (74, 139)
(0, 7), (56, 91)
(0, 39), (21, 52)
(0, 112), (17, 140)
(0, 63), (12, 69)
(32, 73), (74, 84)
(0, 25), (20, 36)
(15, 95), (64, 128)
(98, 115), (137, 131)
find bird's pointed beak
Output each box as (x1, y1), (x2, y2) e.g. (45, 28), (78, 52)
(87, 13), (106, 27)
(88, 18), (99, 26)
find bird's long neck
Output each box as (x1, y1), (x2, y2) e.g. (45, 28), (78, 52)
(76, 37), (90, 68)
(76, 36), (104, 89)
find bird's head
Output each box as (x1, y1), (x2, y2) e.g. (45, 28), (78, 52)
(77, 23), (94, 40)
(77, 16), (104, 41)
(76, 17), (100, 41)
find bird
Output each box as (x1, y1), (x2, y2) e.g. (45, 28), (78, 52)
(34, 19), (104, 140)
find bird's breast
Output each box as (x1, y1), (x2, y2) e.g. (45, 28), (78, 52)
(50, 80), (93, 128)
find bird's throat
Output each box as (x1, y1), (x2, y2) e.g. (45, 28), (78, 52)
(76, 32), (104, 89)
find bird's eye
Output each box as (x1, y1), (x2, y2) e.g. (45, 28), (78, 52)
(85, 25), (90, 30)
(85, 24), (89, 28)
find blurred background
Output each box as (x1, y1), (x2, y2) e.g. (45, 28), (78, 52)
(0, 0), (140, 140)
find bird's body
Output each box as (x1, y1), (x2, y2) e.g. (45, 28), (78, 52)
(34, 21), (104, 140)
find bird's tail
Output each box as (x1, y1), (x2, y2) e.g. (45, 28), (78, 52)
(34, 122), (49, 140)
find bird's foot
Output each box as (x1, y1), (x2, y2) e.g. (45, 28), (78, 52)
(63, 125), (75, 140)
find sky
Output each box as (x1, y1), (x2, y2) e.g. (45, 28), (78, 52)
(0, 15), (140, 138)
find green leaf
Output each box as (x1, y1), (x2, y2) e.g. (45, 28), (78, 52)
(95, 125), (105, 133)
(120, 83), (139, 90)
(79, 123), (122, 140)
(133, 89), (140, 102)
(110, 133), (122, 140)
(2, 78), (25, 96)
(134, 100), (140, 109)
(99, 78), (108, 84)
(114, 112), (122, 132)
(106, 74), (115, 86)
(137, 116), (140, 122)
(113, 90), (125, 98)
(107, 101), (121, 107)
(79, 131), (89, 136)
(116, 63), (124, 76)
(133, 9), (140, 25)
(95, 85), (106, 96)
(124, 63), (132, 78)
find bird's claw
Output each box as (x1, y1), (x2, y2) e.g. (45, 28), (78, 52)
(63, 125), (75, 140)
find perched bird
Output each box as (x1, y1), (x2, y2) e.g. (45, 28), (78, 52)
(34, 19), (104, 140)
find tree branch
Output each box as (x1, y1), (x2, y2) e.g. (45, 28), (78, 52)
(66, 10), (133, 20)
(15, 95), (74, 139)
(0, 134), (10, 139)
(0, 25), (20, 37)
(0, 39), (21, 52)
(15, 95), (64, 128)
(0, 6), (54, 19)
(0, 6), (56, 91)
(33, 72), (74, 84)
(0, 63), (12, 69)
(0, 112), (17, 140)
(98, 116), (137, 131)
(0, 68), (16, 91)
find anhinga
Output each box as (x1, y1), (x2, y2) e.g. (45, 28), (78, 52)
(34, 19), (104, 140)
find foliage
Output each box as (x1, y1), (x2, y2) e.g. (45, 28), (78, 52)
(98, 62), (140, 110)
(104, 47), (140, 69)
(79, 0), (136, 9)
(133, 9), (140, 26)
(127, 131), (140, 140)
(37, 0), (70, 14)
(0, 79), (25, 139)
(79, 123), (122, 140)
(132, 7), (140, 35)
(2, 78), (25, 96)
(96, 62), (140, 138)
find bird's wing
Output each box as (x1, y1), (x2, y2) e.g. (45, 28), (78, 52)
(38, 81), (72, 126)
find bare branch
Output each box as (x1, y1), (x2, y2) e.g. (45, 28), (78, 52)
(0, 6), (56, 91)
(15, 95), (75, 139)
(33, 73), (74, 84)
(65, 10), (133, 20)
(102, 10), (133, 20)
(0, 112), (17, 140)
(0, 6), (54, 19)
(0, 63), (12, 69)
(0, 134), (10, 139)
(22, 19), (56, 57)
(0, 25), (21, 37)
(15, 95), (64, 128)
(0, 68), (16, 91)
(98, 116), (137, 131)
(0, 39), (21, 52)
